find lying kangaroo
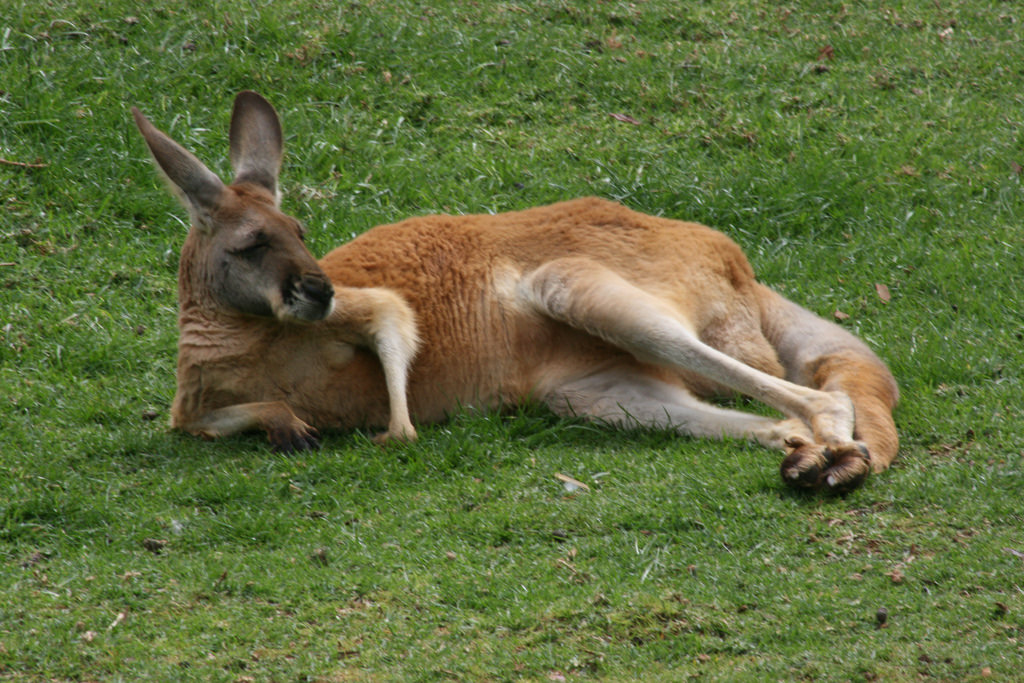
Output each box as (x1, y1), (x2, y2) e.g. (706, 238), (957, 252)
(131, 91), (898, 493)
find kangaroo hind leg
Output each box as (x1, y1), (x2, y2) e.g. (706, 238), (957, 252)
(762, 286), (900, 490)
(547, 363), (816, 450)
(519, 257), (864, 491)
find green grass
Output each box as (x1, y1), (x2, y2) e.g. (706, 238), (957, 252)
(2, 0), (1023, 680)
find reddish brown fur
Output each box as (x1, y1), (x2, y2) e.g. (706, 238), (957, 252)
(316, 200), (769, 410)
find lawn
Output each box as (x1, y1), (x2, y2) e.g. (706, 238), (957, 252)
(1, 0), (1023, 680)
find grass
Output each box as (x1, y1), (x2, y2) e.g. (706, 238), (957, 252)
(2, 0), (1023, 680)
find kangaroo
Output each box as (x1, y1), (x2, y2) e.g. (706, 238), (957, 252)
(132, 91), (898, 493)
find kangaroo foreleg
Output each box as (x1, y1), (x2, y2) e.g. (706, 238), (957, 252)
(185, 402), (320, 452)
(329, 286), (419, 444)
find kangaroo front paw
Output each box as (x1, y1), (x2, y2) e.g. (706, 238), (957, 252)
(268, 420), (321, 452)
(780, 441), (871, 493)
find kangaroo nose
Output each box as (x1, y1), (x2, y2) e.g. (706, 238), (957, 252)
(301, 273), (334, 306)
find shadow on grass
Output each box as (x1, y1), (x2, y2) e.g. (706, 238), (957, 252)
(99, 401), (876, 509)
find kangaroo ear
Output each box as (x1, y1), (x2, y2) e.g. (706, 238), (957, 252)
(228, 91), (283, 203)
(132, 106), (226, 233)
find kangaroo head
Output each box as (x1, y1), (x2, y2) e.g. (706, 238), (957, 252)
(132, 91), (335, 323)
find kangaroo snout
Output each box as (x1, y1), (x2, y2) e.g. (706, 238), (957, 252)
(300, 272), (335, 306)
(285, 272), (335, 321)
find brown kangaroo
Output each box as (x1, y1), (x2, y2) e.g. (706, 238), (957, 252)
(132, 91), (898, 493)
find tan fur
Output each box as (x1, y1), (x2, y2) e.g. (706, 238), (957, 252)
(133, 92), (899, 493)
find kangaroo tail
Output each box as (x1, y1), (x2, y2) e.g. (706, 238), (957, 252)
(757, 284), (900, 472)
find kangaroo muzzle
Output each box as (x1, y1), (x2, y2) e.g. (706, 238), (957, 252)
(281, 271), (335, 322)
